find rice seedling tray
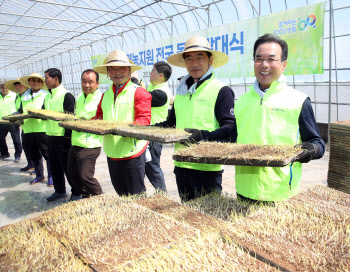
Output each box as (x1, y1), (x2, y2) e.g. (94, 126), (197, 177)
(327, 181), (350, 192)
(328, 121), (350, 194)
(2, 114), (32, 122)
(0, 119), (17, 125)
(28, 109), (80, 121)
(112, 125), (191, 143)
(59, 121), (191, 142)
(173, 142), (304, 167)
(330, 120), (350, 128)
(59, 122), (115, 135)
(58, 120), (131, 136)
(328, 175), (350, 187)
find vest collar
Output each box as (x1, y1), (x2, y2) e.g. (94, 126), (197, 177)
(83, 88), (100, 99)
(253, 74), (287, 98)
(49, 84), (64, 96)
(177, 66), (214, 95)
(147, 81), (168, 92)
(111, 78), (132, 96)
(22, 88), (46, 101)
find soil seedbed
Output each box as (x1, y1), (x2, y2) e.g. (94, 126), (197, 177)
(27, 109), (80, 121)
(180, 188), (350, 271)
(43, 199), (198, 271)
(223, 202), (350, 272)
(2, 113), (32, 122)
(134, 197), (277, 271)
(58, 120), (129, 135)
(119, 231), (278, 272)
(113, 124), (191, 143)
(133, 195), (284, 271)
(139, 191), (350, 271)
(0, 219), (90, 271)
(173, 142), (303, 167)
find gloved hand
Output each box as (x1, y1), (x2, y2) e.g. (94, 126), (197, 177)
(180, 128), (203, 146)
(294, 142), (319, 163)
(62, 137), (71, 152)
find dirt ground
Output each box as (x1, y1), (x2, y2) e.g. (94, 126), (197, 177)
(0, 136), (329, 227)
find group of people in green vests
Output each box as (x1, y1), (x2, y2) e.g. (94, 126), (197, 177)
(0, 33), (325, 204)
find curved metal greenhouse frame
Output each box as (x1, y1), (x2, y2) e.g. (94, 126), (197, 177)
(0, 0), (349, 127)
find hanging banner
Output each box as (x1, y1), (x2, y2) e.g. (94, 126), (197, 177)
(91, 2), (325, 82)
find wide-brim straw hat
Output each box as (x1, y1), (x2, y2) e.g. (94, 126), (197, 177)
(93, 50), (142, 75)
(19, 73), (47, 90)
(4, 77), (23, 92)
(167, 36), (229, 68)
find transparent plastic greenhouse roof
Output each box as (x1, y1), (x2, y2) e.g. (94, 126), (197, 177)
(0, 0), (347, 71)
(0, 0), (349, 123)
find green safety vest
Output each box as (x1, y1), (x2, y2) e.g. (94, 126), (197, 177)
(235, 81), (308, 201)
(0, 91), (16, 119)
(147, 82), (170, 124)
(101, 81), (148, 158)
(15, 94), (22, 111)
(21, 89), (48, 134)
(44, 85), (70, 136)
(72, 89), (103, 148)
(174, 75), (225, 171)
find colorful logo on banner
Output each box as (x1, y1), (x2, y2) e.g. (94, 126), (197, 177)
(298, 14), (317, 31)
(273, 14), (317, 35)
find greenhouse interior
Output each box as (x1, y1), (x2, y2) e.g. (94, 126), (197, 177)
(0, 0), (349, 271)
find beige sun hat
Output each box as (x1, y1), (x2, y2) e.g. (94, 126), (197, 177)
(167, 36), (229, 68)
(93, 50), (142, 75)
(4, 77), (26, 92)
(19, 73), (47, 90)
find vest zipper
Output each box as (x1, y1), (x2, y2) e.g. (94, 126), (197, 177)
(260, 97), (263, 105)
(189, 94), (192, 100)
